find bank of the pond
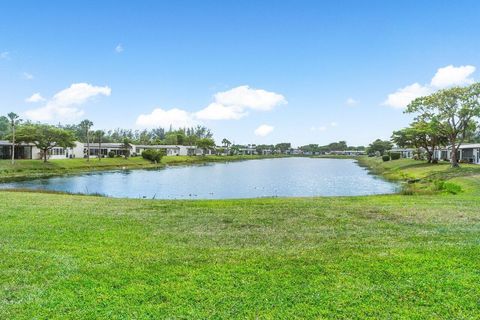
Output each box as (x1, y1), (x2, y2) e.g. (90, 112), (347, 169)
(0, 154), (287, 182)
(357, 156), (480, 195)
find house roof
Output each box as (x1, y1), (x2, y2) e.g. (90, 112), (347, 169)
(135, 145), (197, 149)
(87, 143), (133, 148)
(437, 143), (480, 150)
(0, 140), (35, 146)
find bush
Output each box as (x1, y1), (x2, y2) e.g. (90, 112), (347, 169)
(142, 149), (165, 163)
(108, 151), (115, 158)
(434, 180), (462, 194)
(390, 152), (401, 160)
(382, 155), (390, 162)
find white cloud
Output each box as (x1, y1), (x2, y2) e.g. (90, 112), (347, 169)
(0, 52), (9, 59)
(23, 72), (34, 80)
(383, 83), (432, 109)
(215, 85), (286, 111)
(196, 85), (286, 120)
(24, 83), (111, 122)
(25, 93), (45, 103)
(195, 103), (247, 120)
(384, 65), (477, 109)
(346, 98), (358, 106)
(254, 124), (274, 137)
(430, 65), (475, 88)
(115, 44), (124, 53)
(330, 122), (338, 127)
(136, 108), (197, 128)
(136, 85), (286, 128)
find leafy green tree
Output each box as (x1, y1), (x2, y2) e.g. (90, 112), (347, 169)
(7, 113), (21, 164)
(275, 143), (291, 153)
(79, 119), (94, 161)
(367, 139), (393, 156)
(406, 83), (480, 167)
(392, 120), (448, 163)
(197, 138), (215, 155)
(0, 116), (10, 139)
(15, 124), (76, 162)
(221, 138), (231, 147)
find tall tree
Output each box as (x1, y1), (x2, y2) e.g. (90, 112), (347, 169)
(406, 83), (480, 167)
(94, 130), (105, 160)
(391, 120), (448, 163)
(7, 112), (21, 164)
(197, 138), (215, 155)
(275, 143), (291, 153)
(15, 124), (76, 162)
(0, 116), (9, 139)
(121, 138), (132, 158)
(367, 139), (393, 156)
(79, 119), (94, 161)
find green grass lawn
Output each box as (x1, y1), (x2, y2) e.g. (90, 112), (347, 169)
(1, 157), (480, 318)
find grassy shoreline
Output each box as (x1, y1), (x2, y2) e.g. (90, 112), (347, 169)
(357, 156), (480, 195)
(0, 154), (287, 182)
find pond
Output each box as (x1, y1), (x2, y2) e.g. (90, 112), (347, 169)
(1, 158), (398, 199)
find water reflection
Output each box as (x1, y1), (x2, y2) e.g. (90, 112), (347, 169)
(2, 158), (398, 199)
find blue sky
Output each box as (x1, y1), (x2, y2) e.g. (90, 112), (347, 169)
(1, 1), (479, 146)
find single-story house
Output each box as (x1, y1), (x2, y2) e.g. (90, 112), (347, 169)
(134, 145), (203, 156)
(434, 144), (480, 164)
(87, 142), (134, 158)
(237, 146), (257, 155)
(0, 140), (84, 160)
(389, 148), (416, 159)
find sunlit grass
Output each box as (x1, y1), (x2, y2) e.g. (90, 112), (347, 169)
(1, 190), (480, 318)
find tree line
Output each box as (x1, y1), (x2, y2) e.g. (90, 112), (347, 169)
(0, 116), (217, 163)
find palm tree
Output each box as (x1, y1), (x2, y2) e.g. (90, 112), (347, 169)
(121, 138), (131, 159)
(7, 112), (21, 165)
(79, 119), (93, 161)
(94, 130), (105, 160)
(221, 138), (231, 148)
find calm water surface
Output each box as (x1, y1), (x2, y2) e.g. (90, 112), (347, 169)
(2, 158), (398, 199)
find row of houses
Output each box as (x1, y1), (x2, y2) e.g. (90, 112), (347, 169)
(1, 139), (369, 161)
(0, 140), (208, 160)
(390, 144), (480, 164)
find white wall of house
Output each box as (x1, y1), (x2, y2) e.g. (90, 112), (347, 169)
(434, 144), (480, 164)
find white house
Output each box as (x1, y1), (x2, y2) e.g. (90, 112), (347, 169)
(0, 140), (83, 160)
(434, 144), (480, 164)
(389, 148), (416, 159)
(134, 145), (203, 156)
(1, 139), (214, 160)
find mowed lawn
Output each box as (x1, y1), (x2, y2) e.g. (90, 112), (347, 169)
(1, 188), (480, 318)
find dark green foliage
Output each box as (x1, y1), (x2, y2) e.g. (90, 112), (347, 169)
(142, 149), (165, 163)
(382, 155), (390, 162)
(368, 139), (393, 156)
(390, 152), (401, 160)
